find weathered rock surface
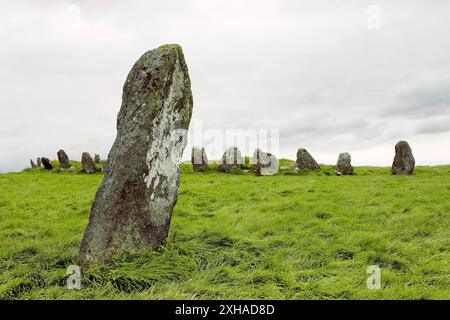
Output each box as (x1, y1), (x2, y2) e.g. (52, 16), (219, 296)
(57, 149), (70, 169)
(78, 44), (193, 267)
(41, 157), (53, 170)
(37, 158), (42, 168)
(191, 146), (208, 172)
(81, 152), (97, 174)
(296, 148), (320, 170)
(218, 146), (244, 173)
(336, 152), (353, 175)
(30, 159), (36, 168)
(253, 149), (279, 176)
(392, 141), (415, 175)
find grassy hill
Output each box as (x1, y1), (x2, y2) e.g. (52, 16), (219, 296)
(0, 161), (449, 299)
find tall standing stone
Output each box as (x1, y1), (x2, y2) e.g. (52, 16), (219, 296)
(57, 149), (70, 169)
(30, 159), (36, 168)
(191, 146), (208, 172)
(336, 152), (353, 175)
(296, 148), (320, 170)
(253, 149), (278, 176)
(392, 141), (415, 175)
(78, 44), (193, 267)
(41, 157), (53, 170)
(218, 146), (243, 173)
(81, 152), (97, 174)
(37, 158), (42, 168)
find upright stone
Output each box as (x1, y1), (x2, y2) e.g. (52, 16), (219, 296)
(191, 146), (208, 172)
(296, 148), (320, 170)
(57, 149), (70, 169)
(81, 152), (96, 174)
(37, 158), (42, 168)
(41, 157), (53, 170)
(253, 149), (278, 176)
(336, 152), (353, 175)
(30, 159), (36, 168)
(218, 146), (243, 173)
(78, 44), (193, 267)
(392, 141), (415, 175)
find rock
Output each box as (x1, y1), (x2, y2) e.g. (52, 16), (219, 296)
(336, 152), (353, 175)
(252, 149), (279, 176)
(191, 146), (208, 172)
(30, 159), (36, 168)
(218, 146), (244, 173)
(57, 149), (70, 169)
(78, 44), (193, 267)
(41, 157), (53, 170)
(296, 148), (320, 170)
(37, 158), (42, 168)
(392, 141), (415, 175)
(81, 152), (97, 174)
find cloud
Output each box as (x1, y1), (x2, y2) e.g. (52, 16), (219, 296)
(1, 0), (450, 172)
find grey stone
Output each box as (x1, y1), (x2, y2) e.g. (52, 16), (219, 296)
(81, 152), (96, 174)
(218, 146), (243, 173)
(296, 148), (320, 170)
(78, 44), (193, 267)
(392, 141), (415, 175)
(57, 149), (70, 169)
(41, 157), (53, 170)
(30, 159), (36, 168)
(37, 158), (42, 168)
(191, 146), (208, 172)
(252, 149), (278, 176)
(336, 152), (353, 175)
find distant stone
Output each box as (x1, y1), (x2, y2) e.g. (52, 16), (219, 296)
(37, 158), (42, 168)
(253, 149), (279, 176)
(81, 152), (96, 174)
(191, 147), (208, 172)
(296, 148), (320, 170)
(41, 157), (53, 170)
(392, 141), (415, 175)
(78, 44), (193, 268)
(30, 159), (36, 168)
(218, 147), (244, 173)
(57, 149), (70, 169)
(336, 152), (353, 175)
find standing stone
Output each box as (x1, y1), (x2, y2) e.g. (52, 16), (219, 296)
(191, 146), (208, 172)
(392, 141), (415, 175)
(217, 146), (243, 173)
(81, 152), (97, 174)
(57, 149), (70, 169)
(37, 158), (42, 168)
(41, 157), (53, 170)
(78, 44), (193, 267)
(30, 159), (36, 168)
(296, 148), (320, 170)
(336, 152), (353, 175)
(253, 149), (279, 176)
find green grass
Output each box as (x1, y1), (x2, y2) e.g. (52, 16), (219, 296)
(0, 161), (449, 299)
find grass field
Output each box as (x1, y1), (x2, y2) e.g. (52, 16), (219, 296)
(0, 160), (449, 299)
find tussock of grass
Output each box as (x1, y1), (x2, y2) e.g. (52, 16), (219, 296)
(0, 162), (449, 299)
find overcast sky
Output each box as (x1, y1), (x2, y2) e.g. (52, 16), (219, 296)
(1, 0), (449, 172)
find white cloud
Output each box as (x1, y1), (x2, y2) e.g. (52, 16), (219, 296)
(0, 0), (450, 172)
